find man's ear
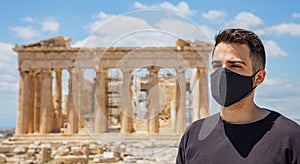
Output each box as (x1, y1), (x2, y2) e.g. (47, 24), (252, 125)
(254, 70), (266, 86)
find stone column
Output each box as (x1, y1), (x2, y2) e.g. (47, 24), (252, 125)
(147, 67), (160, 134)
(53, 69), (63, 132)
(27, 71), (35, 133)
(15, 71), (24, 135)
(15, 70), (30, 134)
(40, 69), (54, 134)
(198, 68), (209, 119)
(170, 100), (176, 130)
(120, 69), (133, 134)
(94, 68), (109, 133)
(176, 68), (186, 134)
(33, 72), (42, 133)
(73, 69), (84, 130)
(66, 69), (78, 134)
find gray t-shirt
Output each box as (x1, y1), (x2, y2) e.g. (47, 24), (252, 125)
(176, 110), (300, 164)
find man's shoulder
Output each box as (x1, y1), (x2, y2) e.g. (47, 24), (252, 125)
(191, 113), (219, 126)
(275, 113), (300, 130)
(270, 110), (300, 136)
(184, 113), (220, 135)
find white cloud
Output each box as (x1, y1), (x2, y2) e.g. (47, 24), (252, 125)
(73, 35), (114, 47)
(0, 82), (18, 92)
(79, 12), (160, 47)
(253, 29), (266, 36)
(96, 12), (116, 20)
(266, 23), (300, 36)
(0, 41), (18, 92)
(156, 19), (212, 42)
(10, 26), (41, 40)
(73, 28), (177, 48)
(117, 30), (178, 47)
(292, 12), (300, 19)
(77, 11), (213, 48)
(85, 12), (119, 33)
(202, 10), (227, 22)
(22, 16), (34, 23)
(41, 17), (59, 33)
(198, 25), (217, 40)
(89, 13), (152, 36)
(11, 17), (60, 40)
(263, 78), (282, 86)
(156, 18), (198, 37)
(256, 80), (300, 117)
(263, 40), (288, 58)
(0, 42), (17, 73)
(84, 12), (117, 34)
(133, 1), (196, 17)
(0, 74), (17, 82)
(224, 12), (263, 29)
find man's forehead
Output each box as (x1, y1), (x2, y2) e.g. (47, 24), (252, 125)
(212, 58), (245, 63)
(213, 42), (251, 61)
(215, 42), (249, 53)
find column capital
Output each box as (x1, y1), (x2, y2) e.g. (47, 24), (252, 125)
(197, 68), (208, 74)
(67, 68), (74, 74)
(67, 68), (83, 74)
(176, 68), (186, 74)
(41, 69), (52, 74)
(147, 66), (160, 74)
(53, 68), (63, 73)
(72, 68), (84, 73)
(19, 69), (30, 74)
(121, 68), (132, 73)
(195, 68), (208, 79)
(29, 70), (36, 76)
(33, 69), (42, 73)
(35, 72), (43, 78)
(95, 68), (109, 74)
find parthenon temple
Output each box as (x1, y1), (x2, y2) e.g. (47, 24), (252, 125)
(13, 36), (212, 137)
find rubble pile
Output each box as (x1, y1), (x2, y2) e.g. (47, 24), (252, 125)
(0, 139), (178, 163)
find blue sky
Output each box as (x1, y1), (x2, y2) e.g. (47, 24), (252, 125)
(0, 0), (300, 128)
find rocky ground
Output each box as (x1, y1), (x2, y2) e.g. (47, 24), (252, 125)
(0, 134), (179, 163)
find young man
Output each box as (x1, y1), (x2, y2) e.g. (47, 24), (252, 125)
(176, 29), (300, 163)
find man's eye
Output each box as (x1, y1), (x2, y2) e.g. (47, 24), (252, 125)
(232, 65), (242, 68)
(212, 65), (221, 69)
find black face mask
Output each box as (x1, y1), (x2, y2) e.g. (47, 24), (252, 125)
(210, 68), (258, 107)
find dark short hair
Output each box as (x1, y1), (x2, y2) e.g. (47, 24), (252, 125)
(212, 28), (266, 73)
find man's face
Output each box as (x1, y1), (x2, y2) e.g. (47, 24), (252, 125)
(212, 42), (253, 76)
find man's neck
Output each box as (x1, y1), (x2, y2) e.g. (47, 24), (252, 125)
(220, 95), (270, 124)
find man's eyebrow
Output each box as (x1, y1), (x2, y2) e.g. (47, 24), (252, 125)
(227, 60), (247, 65)
(211, 60), (222, 64)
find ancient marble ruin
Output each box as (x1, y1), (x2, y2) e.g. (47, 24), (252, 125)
(0, 37), (212, 163)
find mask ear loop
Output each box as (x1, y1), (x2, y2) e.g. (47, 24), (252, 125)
(251, 70), (261, 88)
(252, 70), (261, 77)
